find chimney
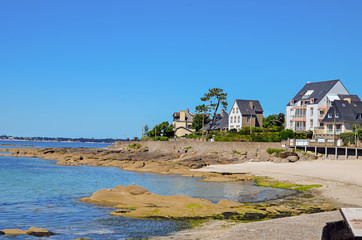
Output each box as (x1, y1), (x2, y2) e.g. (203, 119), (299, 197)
(180, 111), (186, 121)
(249, 101), (254, 109)
(220, 109), (225, 117)
(344, 98), (352, 103)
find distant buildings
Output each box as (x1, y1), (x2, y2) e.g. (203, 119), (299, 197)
(285, 79), (351, 132)
(228, 99), (263, 131)
(319, 97), (362, 137)
(202, 109), (229, 131)
(172, 109), (196, 137)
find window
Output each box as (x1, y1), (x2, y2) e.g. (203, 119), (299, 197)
(230, 117), (233, 123)
(310, 107), (314, 116)
(232, 108), (235, 113)
(302, 90), (314, 99)
(310, 119), (313, 127)
(247, 116), (251, 122)
(238, 116), (240, 123)
(328, 114), (332, 118)
(336, 113), (339, 118)
(236, 108), (239, 113)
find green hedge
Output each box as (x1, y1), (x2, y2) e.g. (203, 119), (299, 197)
(340, 132), (356, 145)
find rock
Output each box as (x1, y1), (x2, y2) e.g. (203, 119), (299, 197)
(287, 156), (299, 162)
(114, 208), (132, 213)
(26, 227), (55, 237)
(273, 158), (289, 163)
(0, 231), (4, 235)
(278, 151), (299, 159)
(2, 229), (27, 235)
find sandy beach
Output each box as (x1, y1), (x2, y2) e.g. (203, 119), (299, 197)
(195, 160), (362, 207)
(153, 160), (362, 240)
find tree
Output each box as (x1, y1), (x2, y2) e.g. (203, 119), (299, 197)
(143, 125), (149, 137)
(263, 113), (285, 130)
(147, 121), (174, 138)
(192, 114), (210, 131)
(197, 88), (227, 132)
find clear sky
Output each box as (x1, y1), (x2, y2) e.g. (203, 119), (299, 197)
(1, 0), (362, 139)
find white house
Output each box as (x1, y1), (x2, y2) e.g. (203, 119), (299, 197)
(228, 99), (263, 131)
(285, 79), (352, 132)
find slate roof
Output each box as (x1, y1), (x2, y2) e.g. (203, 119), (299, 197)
(322, 100), (362, 123)
(234, 99), (263, 115)
(338, 94), (361, 102)
(202, 112), (229, 131)
(288, 79), (346, 105)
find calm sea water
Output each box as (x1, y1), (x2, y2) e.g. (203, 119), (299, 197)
(0, 141), (295, 239)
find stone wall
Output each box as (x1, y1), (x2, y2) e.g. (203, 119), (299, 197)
(112, 141), (285, 156)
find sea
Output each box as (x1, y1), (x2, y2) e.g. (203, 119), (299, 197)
(0, 140), (295, 239)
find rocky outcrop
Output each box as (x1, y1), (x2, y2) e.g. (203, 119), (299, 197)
(79, 185), (335, 220)
(1, 227), (54, 237)
(2, 229), (27, 235)
(26, 227), (55, 237)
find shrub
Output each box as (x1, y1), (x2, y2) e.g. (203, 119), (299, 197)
(280, 129), (295, 140)
(339, 132), (355, 146)
(232, 150), (241, 154)
(128, 143), (142, 149)
(239, 127), (251, 135)
(266, 148), (285, 154)
(252, 127), (263, 133)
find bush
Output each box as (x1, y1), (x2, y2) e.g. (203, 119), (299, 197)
(266, 148), (285, 154)
(280, 129), (295, 140)
(339, 132), (355, 146)
(306, 130), (313, 139)
(128, 143), (142, 149)
(239, 127), (250, 135)
(252, 127), (263, 133)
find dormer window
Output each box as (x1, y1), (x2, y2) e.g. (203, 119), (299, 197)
(302, 90), (314, 99)
(336, 113), (339, 118)
(328, 114), (332, 118)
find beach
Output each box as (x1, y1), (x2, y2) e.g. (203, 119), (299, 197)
(196, 160), (362, 207)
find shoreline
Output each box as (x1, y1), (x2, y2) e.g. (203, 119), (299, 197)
(1, 143), (355, 239)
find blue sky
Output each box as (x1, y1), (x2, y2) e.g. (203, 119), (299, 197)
(1, 0), (362, 138)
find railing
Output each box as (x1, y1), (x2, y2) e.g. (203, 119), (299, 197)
(295, 127), (306, 132)
(319, 114), (325, 118)
(292, 115), (306, 118)
(327, 130), (342, 134)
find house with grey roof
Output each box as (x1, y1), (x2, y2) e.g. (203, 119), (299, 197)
(285, 79), (355, 132)
(228, 99), (263, 131)
(202, 109), (229, 131)
(320, 98), (362, 136)
(172, 108), (196, 137)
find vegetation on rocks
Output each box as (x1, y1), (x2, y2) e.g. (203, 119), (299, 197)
(253, 176), (322, 191)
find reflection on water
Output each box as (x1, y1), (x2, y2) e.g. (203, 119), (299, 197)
(0, 140), (295, 239)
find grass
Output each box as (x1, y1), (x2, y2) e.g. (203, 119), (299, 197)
(187, 203), (203, 209)
(253, 176), (322, 191)
(211, 151), (218, 154)
(184, 146), (192, 150)
(128, 143), (142, 149)
(266, 148), (285, 154)
(232, 150), (241, 154)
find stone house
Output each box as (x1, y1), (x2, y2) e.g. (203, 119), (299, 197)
(202, 109), (229, 131)
(172, 109), (196, 137)
(228, 99), (263, 131)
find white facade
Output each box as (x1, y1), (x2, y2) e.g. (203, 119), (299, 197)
(285, 80), (349, 132)
(228, 101), (242, 131)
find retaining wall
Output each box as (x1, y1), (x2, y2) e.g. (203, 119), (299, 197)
(112, 141), (285, 155)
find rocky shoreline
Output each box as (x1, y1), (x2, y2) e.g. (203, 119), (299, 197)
(0, 142), (338, 239)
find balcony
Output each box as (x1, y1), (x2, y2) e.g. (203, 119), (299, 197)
(295, 127), (306, 132)
(314, 126), (325, 134)
(292, 114), (306, 118)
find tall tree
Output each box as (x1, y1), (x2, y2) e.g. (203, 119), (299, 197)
(194, 104), (210, 134)
(143, 125), (149, 137)
(197, 88), (228, 132)
(192, 114), (210, 131)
